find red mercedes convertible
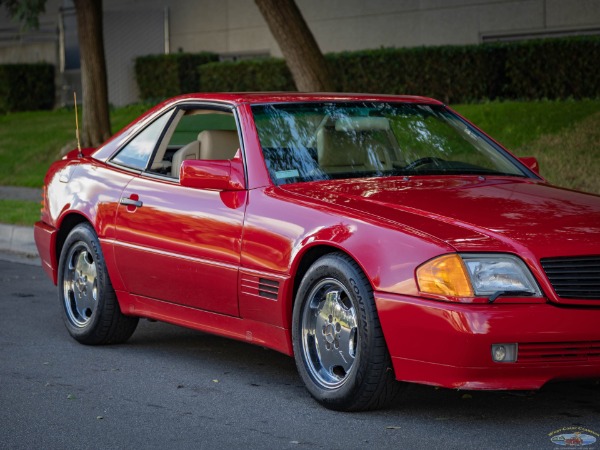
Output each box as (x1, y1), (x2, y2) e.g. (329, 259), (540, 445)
(35, 93), (600, 411)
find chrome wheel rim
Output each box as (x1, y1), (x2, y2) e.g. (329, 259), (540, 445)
(63, 243), (98, 328)
(301, 278), (359, 389)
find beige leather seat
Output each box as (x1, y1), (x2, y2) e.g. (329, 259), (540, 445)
(317, 124), (393, 174)
(171, 139), (200, 177)
(198, 130), (240, 160)
(317, 128), (366, 173)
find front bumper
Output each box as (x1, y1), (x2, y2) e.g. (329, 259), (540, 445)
(375, 292), (600, 390)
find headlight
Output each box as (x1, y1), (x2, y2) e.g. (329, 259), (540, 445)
(461, 254), (541, 297)
(417, 253), (541, 301)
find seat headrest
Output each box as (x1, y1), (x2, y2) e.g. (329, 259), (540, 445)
(317, 127), (366, 167)
(334, 117), (390, 132)
(197, 130), (240, 160)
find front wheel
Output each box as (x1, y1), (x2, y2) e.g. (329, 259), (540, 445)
(58, 223), (138, 345)
(292, 253), (402, 411)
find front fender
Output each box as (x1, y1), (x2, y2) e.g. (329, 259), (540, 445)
(240, 187), (455, 330)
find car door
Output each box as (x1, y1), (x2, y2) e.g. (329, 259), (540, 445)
(111, 104), (246, 317)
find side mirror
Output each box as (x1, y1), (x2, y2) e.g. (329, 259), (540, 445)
(518, 156), (540, 176)
(180, 158), (245, 190)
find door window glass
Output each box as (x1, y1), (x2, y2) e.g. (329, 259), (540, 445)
(111, 112), (172, 170)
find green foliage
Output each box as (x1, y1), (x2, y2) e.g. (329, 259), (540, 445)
(514, 111), (600, 195)
(328, 45), (508, 103)
(0, 199), (41, 226)
(0, 106), (143, 187)
(110, 103), (152, 134)
(135, 53), (219, 103)
(452, 99), (600, 150)
(200, 59), (295, 92)
(452, 100), (600, 195)
(504, 37), (600, 100)
(0, 0), (46, 29)
(0, 63), (54, 113)
(192, 37), (600, 103)
(0, 108), (74, 187)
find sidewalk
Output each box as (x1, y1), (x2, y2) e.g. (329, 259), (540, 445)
(0, 186), (42, 264)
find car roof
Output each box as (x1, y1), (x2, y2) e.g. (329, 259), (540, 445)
(90, 92), (445, 163)
(160, 92), (445, 107)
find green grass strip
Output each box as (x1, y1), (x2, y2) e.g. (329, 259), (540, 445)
(0, 199), (41, 226)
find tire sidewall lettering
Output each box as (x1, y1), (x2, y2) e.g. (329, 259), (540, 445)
(349, 277), (362, 302)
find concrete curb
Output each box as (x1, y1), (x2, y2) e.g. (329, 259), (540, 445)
(0, 223), (39, 258)
(0, 186), (42, 265)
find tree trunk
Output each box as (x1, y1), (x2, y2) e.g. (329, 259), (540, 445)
(255, 0), (333, 92)
(74, 0), (111, 147)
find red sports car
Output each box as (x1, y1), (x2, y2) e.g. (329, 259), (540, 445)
(35, 93), (600, 411)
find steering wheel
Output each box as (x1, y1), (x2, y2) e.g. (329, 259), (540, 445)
(404, 156), (446, 171)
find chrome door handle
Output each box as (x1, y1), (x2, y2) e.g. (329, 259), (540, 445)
(120, 197), (143, 208)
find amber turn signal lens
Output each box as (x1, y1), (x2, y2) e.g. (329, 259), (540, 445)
(416, 254), (474, 297)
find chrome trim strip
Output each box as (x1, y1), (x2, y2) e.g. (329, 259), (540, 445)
(112, 240), (239, 271)
(239, 267), (289, 281)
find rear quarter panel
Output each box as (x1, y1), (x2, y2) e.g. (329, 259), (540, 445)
(43, 159), (134, 290)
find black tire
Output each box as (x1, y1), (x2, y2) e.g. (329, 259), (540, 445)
(292, 252), (402, 411)
(58, 223), (138, 345)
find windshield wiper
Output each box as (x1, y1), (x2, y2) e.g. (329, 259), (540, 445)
(488, 290), (535, 303)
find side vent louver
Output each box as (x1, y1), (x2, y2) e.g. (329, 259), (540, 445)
(240, 274), (281, 302)
(258, 278), (279, 300)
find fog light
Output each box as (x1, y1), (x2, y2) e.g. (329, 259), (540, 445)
(491, 344), (517, 363)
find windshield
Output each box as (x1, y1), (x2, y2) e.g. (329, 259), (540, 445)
(251, 102), (529, 185)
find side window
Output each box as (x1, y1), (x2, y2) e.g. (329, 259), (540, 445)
(111, 112), (172, 170)
(148, 109), (240, 179)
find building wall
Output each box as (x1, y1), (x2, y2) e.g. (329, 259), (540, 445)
(0, 41), (55, 63)
(142, 0), (600, 56)
(1, 0), (599, 105)
(0, 0), (62, 64)
(104, 9), (164, 106)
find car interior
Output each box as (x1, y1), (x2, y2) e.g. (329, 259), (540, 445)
(149, 109), (241, 179)
(260, 115), (404, 184)
(316, 117), (399, 174)
(255, 106), (527, 185)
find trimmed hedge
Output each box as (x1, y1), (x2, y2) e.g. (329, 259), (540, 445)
(196, 46), (507, 103)
(194, 37), (600, 103)
(328, 44), (508, 103)
(504, 37), (600, 100)
(0, 63), (54, 113)
(135, 52), (219, 103)
(200, 59), (295, 92)
(135, 37), (600, 103)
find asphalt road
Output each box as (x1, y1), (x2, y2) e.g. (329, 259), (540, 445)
(1, 256), (599, 450)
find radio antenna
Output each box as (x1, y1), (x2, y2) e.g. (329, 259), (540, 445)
(74, 92), (82, 157)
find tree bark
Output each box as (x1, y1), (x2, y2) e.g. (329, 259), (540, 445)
(255, 0), (333, 92)
(74, 0), (111, 147)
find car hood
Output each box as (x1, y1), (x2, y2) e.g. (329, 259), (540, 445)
(280, 176), (600, 258)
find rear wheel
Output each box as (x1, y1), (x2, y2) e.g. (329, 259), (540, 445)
(58, 223), (138, 345)
(292, 252), (402, 411)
